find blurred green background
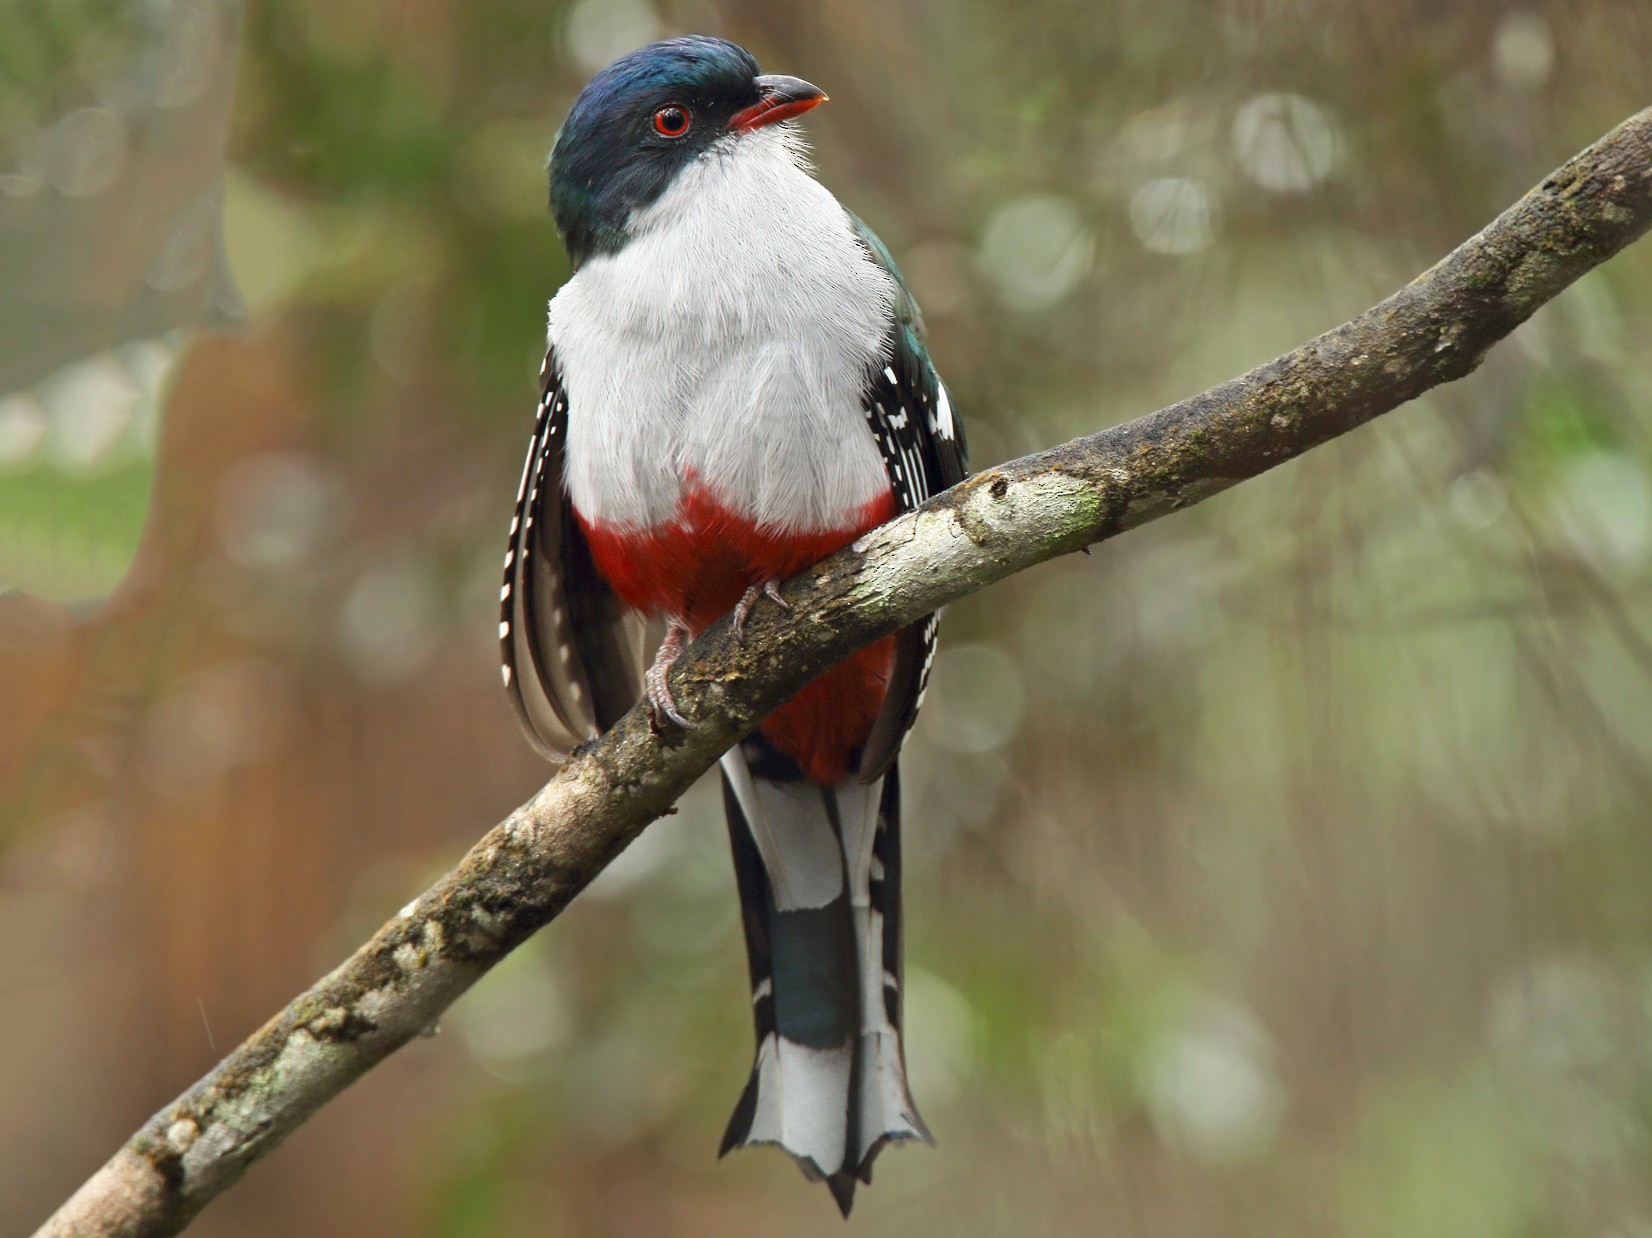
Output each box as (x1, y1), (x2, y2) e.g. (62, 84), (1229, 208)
(5, 1), (1652, 1234)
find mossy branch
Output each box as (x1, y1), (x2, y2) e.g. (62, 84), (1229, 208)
(34, 105), (1652, 1238)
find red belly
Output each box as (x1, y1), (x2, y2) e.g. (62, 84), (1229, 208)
(577, 482), (897, 785)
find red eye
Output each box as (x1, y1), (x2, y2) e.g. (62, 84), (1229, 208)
(653, 105), (691, 138)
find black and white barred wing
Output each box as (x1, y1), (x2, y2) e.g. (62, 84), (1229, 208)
(857, 317), (969, 780)
(499, 345), (647, 757)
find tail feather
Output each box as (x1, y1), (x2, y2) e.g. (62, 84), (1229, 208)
(719, 740), (929, 1216)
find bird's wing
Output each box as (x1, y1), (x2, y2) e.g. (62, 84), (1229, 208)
(847, 211), (970, 780)
(499, 344), (648, 757)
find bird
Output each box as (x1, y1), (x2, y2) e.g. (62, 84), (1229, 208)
(497, 35), (967, 1215)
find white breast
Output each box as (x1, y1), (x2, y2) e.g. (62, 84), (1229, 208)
(549, 127), (896, 534)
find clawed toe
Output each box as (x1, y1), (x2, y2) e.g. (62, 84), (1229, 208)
(733, 579), (789, 644)
(646, 672), (692, 730)
(646, 622), (695, 730)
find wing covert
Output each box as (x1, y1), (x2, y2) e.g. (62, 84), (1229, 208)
(500, 346), (646, 757)
(849, 213), (969, 780)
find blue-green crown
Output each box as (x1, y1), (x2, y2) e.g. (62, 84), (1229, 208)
(549, 37), (762, 267)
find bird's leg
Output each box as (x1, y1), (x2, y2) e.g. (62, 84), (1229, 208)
(646, 620), (695, 730)
(732, 579), (789, 644)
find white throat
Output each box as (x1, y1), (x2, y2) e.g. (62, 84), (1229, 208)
(549, 126), (896, 533)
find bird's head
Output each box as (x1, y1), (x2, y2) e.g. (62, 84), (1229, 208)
(548, 36), (827, 268)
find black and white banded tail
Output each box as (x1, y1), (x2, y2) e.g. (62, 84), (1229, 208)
(718, 736), (930, 1216)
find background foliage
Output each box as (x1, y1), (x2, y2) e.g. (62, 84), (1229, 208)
(5, 1), (1652, 1234)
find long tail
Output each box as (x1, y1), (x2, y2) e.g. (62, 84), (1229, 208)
(717, 736), (931, 1216)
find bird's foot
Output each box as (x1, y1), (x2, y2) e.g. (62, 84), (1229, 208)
(646, 621), (694, 731)
(732, 579), (788, 644)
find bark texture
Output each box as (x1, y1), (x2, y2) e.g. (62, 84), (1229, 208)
(34, 104), (1652, 1238)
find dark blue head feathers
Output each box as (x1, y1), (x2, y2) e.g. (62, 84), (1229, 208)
(549, 37), (764, 267)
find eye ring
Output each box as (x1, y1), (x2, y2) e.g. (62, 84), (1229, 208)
(653, 105), (692, 138)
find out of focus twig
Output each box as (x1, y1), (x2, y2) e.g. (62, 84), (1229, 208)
(33, 105), (1652, 1238)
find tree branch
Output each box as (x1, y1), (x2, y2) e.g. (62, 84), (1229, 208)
(35, 105), (1652, 1238)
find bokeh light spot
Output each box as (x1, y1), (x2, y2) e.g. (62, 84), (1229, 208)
(217, 452), (350, 570)
(40, 355), (143, 474)
(977, 195), (1094, 312)
(138, 659), (298, 803)
(1233, 93), (1339, 193)
(1144, 1000), (1284, 1164)
(565, 0), (662, 74)
(1449, 469), (1510, 531)
(337, 552), (442, 683)
(924, 642), (1026, 755)
(1129, 177), (1219, 255)
(1494, 13), (1555, 91)
(47, 107), (126, 198)
(454, 947), (570, 1083)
